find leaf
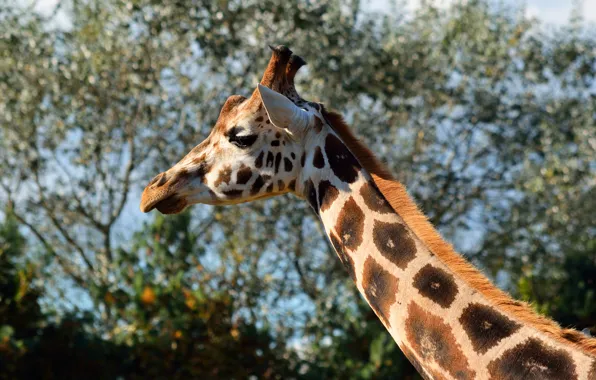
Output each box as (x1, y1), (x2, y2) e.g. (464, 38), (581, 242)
(369, 333), (385, 367)
(0, 325), (14, 339)
(134, 272), (143, 294)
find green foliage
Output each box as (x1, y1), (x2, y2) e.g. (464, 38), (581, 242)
(0, 212), (300, 378)
(0, 210), (44, 377)
(0, 0), (594, 378)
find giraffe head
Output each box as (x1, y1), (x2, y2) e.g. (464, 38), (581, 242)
(140, 45), (323, 214)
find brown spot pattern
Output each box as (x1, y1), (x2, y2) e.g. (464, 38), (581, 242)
(362, 256), (399, 327)
(313, 116), (324, 133)
(250, 175), (266, 195)
(255, 151), (264, 168)
(266, 152), (274, 167)
(284, 157), (293, 172)
(487, 338), (577, 380)
(277, 180), (285, 191)
(459, 303), (521, 355)
(334, 197), (365, 251)
(360, 182), (393, 214)
(255, 116), (263, 122)
(194, 161), (211, 183)
(329, 232), (356, 281)
(288, 179), (296, 191)
(325, 134), (361, 184)
(274, 152), (282, 173)
(372, 220), (416, 269)
(413, 264), (459, 308)
(236, 165), (252, 185)
(304, 179), (318, 212)
(214, 166), (232, 187)
(406, 302), (476, 380)
(300, 152), (306, 167)
(318, 180), (339, 212)
(313, 146), (325, 169)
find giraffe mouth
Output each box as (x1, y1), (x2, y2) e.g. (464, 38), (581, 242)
(153, 195), (188, 214)
(140, 188), (188, 215)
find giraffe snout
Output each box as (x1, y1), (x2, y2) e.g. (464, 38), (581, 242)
(140, 170), (188, 214)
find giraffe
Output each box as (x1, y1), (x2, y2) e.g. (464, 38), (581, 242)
(140, 45), (596, 379)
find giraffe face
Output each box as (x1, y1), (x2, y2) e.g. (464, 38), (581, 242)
(139, 86), (315, 214)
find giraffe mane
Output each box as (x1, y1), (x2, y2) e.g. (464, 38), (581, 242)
(321, 107), (596, 357)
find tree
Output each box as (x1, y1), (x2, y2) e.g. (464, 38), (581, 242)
(0, 207), (44, 377)
(0, 0), (594, 377)
(0, 208), (302, 378)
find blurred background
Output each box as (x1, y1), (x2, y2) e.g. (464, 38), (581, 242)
(0, 0), (595, 378)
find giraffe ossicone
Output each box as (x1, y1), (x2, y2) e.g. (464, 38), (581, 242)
(140, 45), (596, 379)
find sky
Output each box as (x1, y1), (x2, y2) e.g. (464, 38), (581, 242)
(29, 0), (596, 30)
(369, 0), (596, 24)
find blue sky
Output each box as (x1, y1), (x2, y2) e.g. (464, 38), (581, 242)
(370, 0), (595, 24)
(31, 0), (596, 30)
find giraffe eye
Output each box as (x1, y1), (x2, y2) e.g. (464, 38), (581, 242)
(227, 126), (258, 149)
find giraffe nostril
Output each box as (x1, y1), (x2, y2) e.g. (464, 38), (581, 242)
(149, 173), (168, 188)
(148, 174), (160, 186)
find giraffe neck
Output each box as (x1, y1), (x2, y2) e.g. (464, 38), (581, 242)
(296, 126), (595, 380)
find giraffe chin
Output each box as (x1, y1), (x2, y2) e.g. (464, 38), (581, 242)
(152, 195), (188, 215)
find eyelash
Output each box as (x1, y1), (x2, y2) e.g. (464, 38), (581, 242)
(227, 127), (258, 148)
(229, 134), (258, 148)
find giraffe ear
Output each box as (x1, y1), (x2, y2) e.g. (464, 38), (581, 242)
(257, 84), (311, 134)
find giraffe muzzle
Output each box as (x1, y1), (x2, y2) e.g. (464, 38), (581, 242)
(140, 172), (188, 214)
